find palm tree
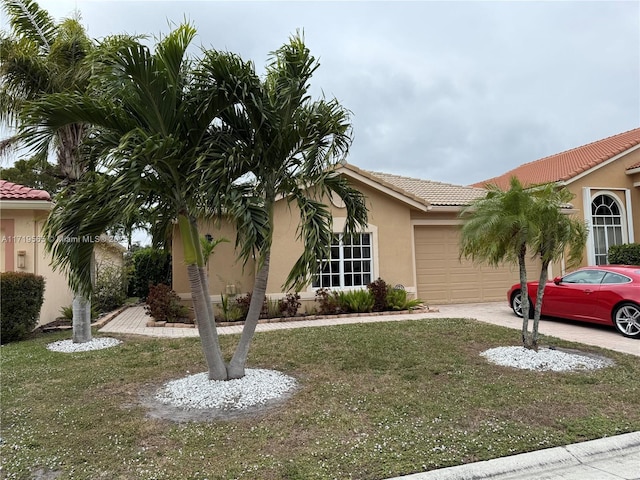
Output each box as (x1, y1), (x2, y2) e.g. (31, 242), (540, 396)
(23, 24), (257, 379)
(460, 177), (537, 345)
(1, 0), (96, 342)
(23, 26), (367, 381)
(527, 184), (587, 348)
(201, 33), (369, 379)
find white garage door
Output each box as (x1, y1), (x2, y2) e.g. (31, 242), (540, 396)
(414, 225), (539, 305)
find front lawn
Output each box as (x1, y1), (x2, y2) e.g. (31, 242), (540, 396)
(2, 318), (639, 479)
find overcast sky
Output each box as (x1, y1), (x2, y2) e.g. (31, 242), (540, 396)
(4, 0), (640, 186)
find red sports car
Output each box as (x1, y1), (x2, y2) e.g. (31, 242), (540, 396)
(507, 265), (640, 339)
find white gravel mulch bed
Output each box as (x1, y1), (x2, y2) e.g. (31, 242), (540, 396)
(481, 346), (613, 372)
(46, 337), (122, 352)
(155, 369), (297, 411)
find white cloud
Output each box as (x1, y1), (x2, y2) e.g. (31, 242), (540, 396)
(4, 0), (639, 186)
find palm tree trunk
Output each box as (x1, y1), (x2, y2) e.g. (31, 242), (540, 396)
(187, 264), (227, 380)
(198, 266), (216, 333)
(531, 261), (550, 350)
(518, 244), (533, 348)
(227, 250), (271, 379)
(71, 293), (92, 343)
(179, 214), (227, 380)
(72, 250), (94, 343)
(57, 124), (86, 184)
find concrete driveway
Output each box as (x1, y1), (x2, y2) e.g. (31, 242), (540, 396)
(433, 301), (640, 356)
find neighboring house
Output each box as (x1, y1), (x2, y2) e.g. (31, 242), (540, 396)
(0, 180), (125, 325)
(172, 164), (540, 308)
(473, 127), (640, 274)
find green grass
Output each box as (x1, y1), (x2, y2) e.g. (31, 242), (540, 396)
(2, 318), (639, 479)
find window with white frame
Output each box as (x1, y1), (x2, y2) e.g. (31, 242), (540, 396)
(312, 233), (372, 288)
(591, 194), (624, 265)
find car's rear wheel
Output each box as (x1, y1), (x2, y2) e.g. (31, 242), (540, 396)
(613, 302), (640, 339)
(510, 290), (533, 318)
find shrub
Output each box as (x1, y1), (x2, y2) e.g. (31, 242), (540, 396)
(236, 292), (299, 320)
(217, 294), (245, 322)
(235, 292), (267, 320)
(145, 283), (190, 323)
(266, 298), (281, 318)
(608, 243), (640, 265)
(278, 293), (301, 317)
(59, 305), (74, 320)
(128, 248), (171, 299)
(1, 272), (45, 343)
(386, 287), (423, 311)
(315, 288), (341, 315)
(59, 304), (99, 321)
(367, 278), (389, 312)
(93, 262), (127, 314)
(218, 292), (300, 322)
(338, 289), (374, 313)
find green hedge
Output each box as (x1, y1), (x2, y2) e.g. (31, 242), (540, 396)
(127, 247), (171, 299)
(1, 272), (45, 343)
(608, 243), (640, 265)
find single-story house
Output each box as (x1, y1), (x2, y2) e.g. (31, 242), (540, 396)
(473, 127), (640, 276)
(172, 163), (541, 308)
(0, 180), (125, 325)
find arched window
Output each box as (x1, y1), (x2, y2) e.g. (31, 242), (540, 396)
(591, 194), (624, 265)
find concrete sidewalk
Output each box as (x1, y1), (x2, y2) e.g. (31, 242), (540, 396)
(391, 431), (640, 480)
(98, 303), (640, 480)
(98, 304), (436, 338)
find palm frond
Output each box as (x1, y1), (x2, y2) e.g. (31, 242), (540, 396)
(284, 192), (334, 291)
(459, 177), (536, 266)
(43, 174), (142, 294)
(2, 0), (56, 51)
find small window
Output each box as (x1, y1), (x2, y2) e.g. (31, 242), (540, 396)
(312, 233), (373, 288)
(602, 272), (631, 284)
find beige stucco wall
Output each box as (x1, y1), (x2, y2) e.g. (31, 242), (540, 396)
(265, 180), (417, 302)
(1, 209), (73, 326)
(1, 207), (126, 326)
(172, 218), (257, 300)
(558, 148), (640, 276)
(172, 181), (420, 314)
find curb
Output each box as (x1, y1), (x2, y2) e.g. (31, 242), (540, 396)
(388, 431), (640, 479)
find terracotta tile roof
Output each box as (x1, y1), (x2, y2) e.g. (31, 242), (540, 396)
(472, 127), (640, 189)
(0, 180), (51, 201)
(364, 170), (486, 206)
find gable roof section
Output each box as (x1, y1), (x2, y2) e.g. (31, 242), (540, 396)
(626, 161), (640, 174)
(339, 163), (486, 209)
(365, 170), (486, 206)
(472, 127), (640, 189)
(0, 180), (51, 201)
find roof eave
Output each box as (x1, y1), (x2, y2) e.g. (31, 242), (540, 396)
(0, 199), (52, 210)
(427, 205), (468, 212)
(564, 143), (640, 185)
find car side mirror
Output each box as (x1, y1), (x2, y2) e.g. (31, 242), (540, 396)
(553, 276), (562, 285)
